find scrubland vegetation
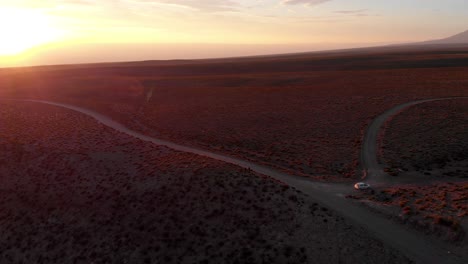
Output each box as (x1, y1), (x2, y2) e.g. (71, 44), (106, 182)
(2, 49), (468, 181)
(0, 46), (467, 263)
(354, 98), (468, 247)
(350, 182), (467, 243)
(0, 102), (411, 263)
(380, 99), (468, 178)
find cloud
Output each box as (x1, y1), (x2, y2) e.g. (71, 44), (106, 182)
(282, 0), (331, 6)
(134, 0), (240, 12)
(334, 9), (367, 15)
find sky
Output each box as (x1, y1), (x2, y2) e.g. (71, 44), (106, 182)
(0, 0), (467, 66)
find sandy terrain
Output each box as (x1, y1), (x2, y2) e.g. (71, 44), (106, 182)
(0, 102), (412, 263)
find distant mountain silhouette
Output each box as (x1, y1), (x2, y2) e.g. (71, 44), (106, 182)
(421, 29), (468, 44)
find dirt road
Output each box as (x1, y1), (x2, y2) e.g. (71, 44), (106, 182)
(360, 97), (468, 186)
(14, 99), (466, 264)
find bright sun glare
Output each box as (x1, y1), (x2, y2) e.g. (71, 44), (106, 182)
(0, 8), (62, 56)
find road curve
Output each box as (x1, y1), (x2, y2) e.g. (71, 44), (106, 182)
(361, 97), (468, 186)
(10, 99), (466, 264)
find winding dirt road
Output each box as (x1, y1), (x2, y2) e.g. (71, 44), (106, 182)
(12, 99), (467, 264)
(361, 97), (468, 186)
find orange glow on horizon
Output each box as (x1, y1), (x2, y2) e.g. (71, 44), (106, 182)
(0, 1), (466, 67)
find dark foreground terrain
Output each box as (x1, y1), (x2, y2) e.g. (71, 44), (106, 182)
(0, 102), (411, 263)
(1, 44), (467, 263)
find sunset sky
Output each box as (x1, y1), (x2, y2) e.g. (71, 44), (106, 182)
(1, 0), (467, 67)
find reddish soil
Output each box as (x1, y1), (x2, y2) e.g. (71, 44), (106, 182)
(379, 99), (468, 178)
(0, 102), (411, 263)
(2, 47), (468, 181)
